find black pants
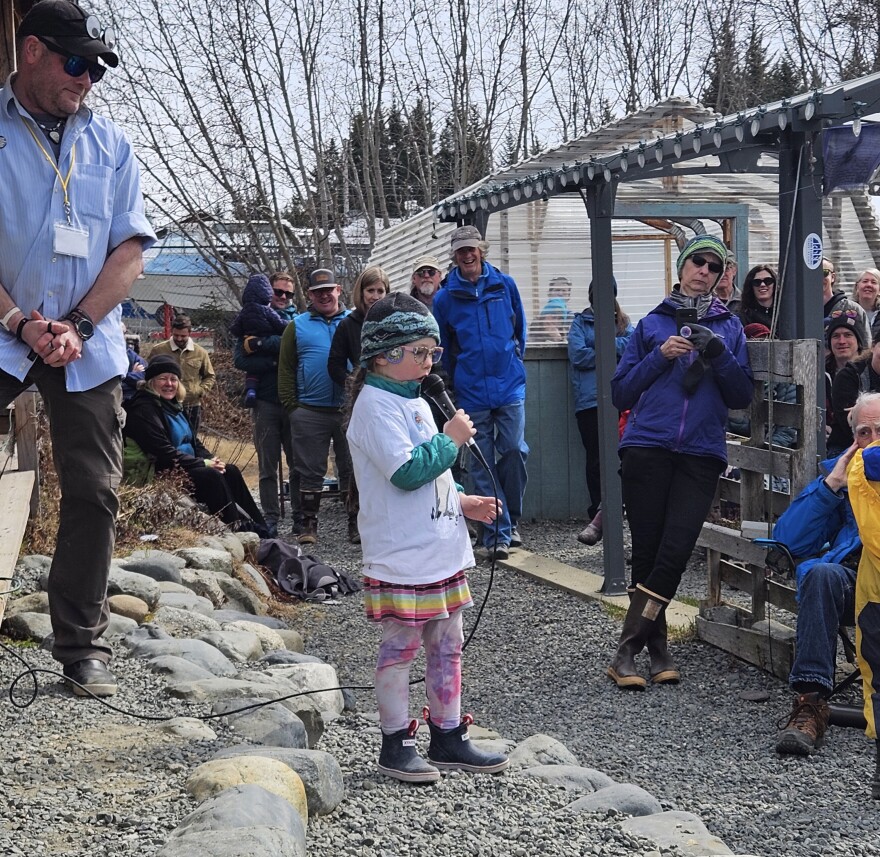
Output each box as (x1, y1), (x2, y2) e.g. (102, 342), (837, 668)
(575, 407), (601, 519)
(188, 463), (265, 528)
(621, 446), (724, 600)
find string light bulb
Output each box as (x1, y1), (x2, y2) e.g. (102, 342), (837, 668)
(692, 126), (703, 154)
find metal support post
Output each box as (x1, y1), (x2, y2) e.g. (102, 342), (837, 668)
(585, 183), (626, 595)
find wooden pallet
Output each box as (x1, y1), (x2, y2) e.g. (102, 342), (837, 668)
(696, 339), (822, 677)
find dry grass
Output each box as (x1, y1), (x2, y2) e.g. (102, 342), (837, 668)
(23, 403), (236, 558)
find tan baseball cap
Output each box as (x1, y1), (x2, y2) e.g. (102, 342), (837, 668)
(412, 255), (442, 273)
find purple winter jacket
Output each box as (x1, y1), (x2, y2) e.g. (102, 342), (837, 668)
(611, 296), (753, 463)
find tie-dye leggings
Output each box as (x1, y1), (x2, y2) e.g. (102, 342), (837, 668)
(375, 611), (464, 733)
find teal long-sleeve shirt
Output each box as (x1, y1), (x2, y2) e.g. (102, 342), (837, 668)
(364, 373), (460, 491)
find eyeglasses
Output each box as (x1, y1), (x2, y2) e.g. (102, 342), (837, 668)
(38, 38), (106, 83)
(414, 268), (438, 278)
(272, 288), (294, 299)
(751, 277), (775, 287)
(823, 268), (834, 277)
(689, 254), (724, 275)
(400, 345), (443, 364)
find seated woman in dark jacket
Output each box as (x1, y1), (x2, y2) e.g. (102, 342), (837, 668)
(124, 355), (267, 535)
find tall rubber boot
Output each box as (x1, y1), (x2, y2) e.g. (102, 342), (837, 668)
(646, 612), (681, 684)
(424, 709), (509, 774)
(377, 720), (440, 784)
(606, 584), (669, 690)
(298, 491), (321, 546)
(872, 740), (880, 800)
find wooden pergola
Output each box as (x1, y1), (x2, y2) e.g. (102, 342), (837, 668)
(438, 74), (880, 595)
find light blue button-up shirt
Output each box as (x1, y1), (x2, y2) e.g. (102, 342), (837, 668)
(0, 76), (156, 392)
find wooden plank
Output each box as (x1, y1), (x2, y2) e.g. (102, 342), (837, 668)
(13, 391), (39, 516)
(697, 522), (770, 565)
(717, 559), (799, 614)
(727, 443), (791, 474)
(696, 615), (794, 681)
(0, 470), (35, 627)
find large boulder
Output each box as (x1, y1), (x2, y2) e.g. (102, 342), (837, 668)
(118, 553), (184, 584)
(158, 591), (216, 617)
(213, 697), (308, 749)
(152, 606), (222, 637)
(221, 621), (285, 654)
(211, 746), (344, 817)
(158, 827), (305, 857)
(216, 576), (264, 615)
(507, 733), (580, 769)
(180, 568), (226, 607)
(3, 592), (49, 616)
(186, 756), (308, 826)
(107, 568), (162, 610)
(108, 594), (150, 623)
(169, 784), (305, 839)
(175, 547), (234, 576)
(198, 630), (264, 663)
(124, 637), (237, 677)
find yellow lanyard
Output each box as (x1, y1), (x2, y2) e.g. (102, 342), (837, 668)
(21, 116), (76, 225)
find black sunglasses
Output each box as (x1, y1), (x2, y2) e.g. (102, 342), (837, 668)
(751, 277), (775, 287)
(272, 288), (294, 299)
(38, 37), (106, 83)
(690, 254), (724, 275)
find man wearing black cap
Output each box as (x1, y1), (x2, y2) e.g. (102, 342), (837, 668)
(278, 268), (353, 544)
(0, 1), (156, 696)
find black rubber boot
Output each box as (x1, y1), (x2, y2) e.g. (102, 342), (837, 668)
(607, 584), (669, 690)
(377, 720), (440, 784)
(298, 491), (321, 546)
(425, 711), (509, 774)
(647, 612), (681, 684)
(872, 740), (880, 800)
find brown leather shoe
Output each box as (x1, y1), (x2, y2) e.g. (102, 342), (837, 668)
(775, 692), (830, 755)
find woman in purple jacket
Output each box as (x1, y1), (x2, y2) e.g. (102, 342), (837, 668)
(607, 235), (753, 690)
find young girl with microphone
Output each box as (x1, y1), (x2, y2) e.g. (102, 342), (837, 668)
(346, 292), (509, 783)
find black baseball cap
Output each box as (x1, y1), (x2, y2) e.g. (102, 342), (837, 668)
(18, 0), (119, 67)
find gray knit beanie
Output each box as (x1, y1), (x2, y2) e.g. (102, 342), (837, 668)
(360, 292), (440, 366)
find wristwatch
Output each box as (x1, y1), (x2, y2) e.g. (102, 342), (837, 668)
(64, 308), (95, 341)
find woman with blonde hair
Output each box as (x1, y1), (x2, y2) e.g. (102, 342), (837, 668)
(328, 266), (391, 389)
(852, 268), (880, 337)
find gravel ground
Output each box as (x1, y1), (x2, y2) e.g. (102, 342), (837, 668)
(0, 496), (876, 857)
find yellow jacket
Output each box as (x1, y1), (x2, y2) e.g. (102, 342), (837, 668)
(846, 447), (880, 739)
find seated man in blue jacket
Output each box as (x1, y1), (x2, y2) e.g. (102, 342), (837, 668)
(772, 423), (871, 754)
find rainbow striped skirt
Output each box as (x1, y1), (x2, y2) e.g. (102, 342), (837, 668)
(363, 569), (473, 626)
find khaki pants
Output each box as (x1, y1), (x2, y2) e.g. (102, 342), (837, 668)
(0, 365), (123, 665)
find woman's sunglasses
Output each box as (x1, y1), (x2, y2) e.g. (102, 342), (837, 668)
(690, 254), (724, 275)
(38, 38), (106, 84)
(751, 277), (775, 287)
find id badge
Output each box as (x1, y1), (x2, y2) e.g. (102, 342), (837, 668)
(54, 222), (89, 258)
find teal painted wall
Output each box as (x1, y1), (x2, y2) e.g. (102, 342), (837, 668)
(522, 345), (589, 521)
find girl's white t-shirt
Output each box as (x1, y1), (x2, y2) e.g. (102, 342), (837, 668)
(347, 384), (475, 585)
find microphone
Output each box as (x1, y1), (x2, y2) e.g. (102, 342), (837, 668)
(421, 374), (489, 469)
